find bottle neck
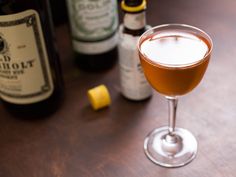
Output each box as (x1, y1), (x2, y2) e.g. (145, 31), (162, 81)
(123, 11), (146, 35)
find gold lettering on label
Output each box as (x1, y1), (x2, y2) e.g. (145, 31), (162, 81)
(17, 45), (26, 49)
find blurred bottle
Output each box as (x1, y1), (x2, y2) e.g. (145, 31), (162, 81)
(50, 0), (68, 26)
(0, 0), (64, 118)
(66, 0), (119, 71)
(118, 0), (152, 100)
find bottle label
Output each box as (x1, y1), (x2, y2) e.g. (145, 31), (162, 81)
(124, 12), (146, 30)
(72, 32), (118, 54)
(0, 10), (54, 104)
(118, 26), (152, 100)
(67, 0), (119, 54)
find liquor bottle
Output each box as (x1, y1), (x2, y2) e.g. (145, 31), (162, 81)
(118, 0), (152, 100)
(0, 0), (64, 118)
(50, 0), (68, 26)
(66, 0), (119, 71)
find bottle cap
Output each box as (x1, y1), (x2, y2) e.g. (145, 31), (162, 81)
(121, 0), (146, 12)
(87, 85), (111, 111)
(124, 0), (143, 7)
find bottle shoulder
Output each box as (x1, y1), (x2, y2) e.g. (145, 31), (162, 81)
(119, 24), (150, 37)
(122, 10), (149, 36)
(123, 27), (146, 36)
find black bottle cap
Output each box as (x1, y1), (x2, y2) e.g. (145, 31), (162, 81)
(124, 0), (143, 7)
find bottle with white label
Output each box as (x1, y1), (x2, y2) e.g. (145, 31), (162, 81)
(0, 0), (64, 118)
(66, 0), (119, 71)
(118, 0), (152, 100)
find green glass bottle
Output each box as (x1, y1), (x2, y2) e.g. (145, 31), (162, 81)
(66, 0), (119, 71)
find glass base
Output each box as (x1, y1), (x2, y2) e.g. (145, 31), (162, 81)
(144, 126), (197, 168)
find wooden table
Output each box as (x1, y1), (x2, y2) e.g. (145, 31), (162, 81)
(0, 0), (236, 176)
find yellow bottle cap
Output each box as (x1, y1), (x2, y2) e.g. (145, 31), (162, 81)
(121, 0), (146, 13)
(87, 85), (111, 111)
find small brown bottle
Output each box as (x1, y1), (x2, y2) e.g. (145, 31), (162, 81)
(118, 0), (152, 100)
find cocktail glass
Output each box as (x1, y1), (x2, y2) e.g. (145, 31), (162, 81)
(138, 24), (213, 167)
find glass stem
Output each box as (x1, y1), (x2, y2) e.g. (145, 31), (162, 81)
(166, 96), (178, 137)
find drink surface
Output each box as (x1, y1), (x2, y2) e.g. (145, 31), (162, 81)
(139, 30), (211, 96)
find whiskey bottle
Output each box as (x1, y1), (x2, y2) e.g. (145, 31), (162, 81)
(0, 0), (64, 118)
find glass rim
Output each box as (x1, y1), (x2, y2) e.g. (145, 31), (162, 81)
(137, 23), (213, 68)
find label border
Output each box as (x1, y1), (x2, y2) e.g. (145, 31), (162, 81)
(0, 13), (51, 99)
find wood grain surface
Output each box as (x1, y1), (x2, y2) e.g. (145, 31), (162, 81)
(0, 0), (236, 177)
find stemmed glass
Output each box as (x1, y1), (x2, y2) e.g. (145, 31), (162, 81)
(138, 24), (213, 167)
